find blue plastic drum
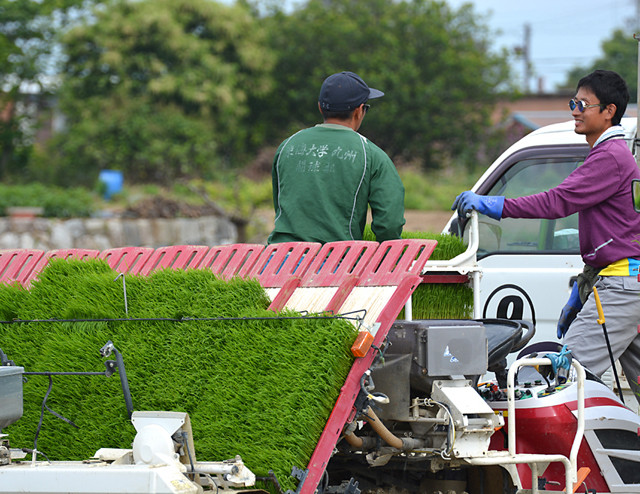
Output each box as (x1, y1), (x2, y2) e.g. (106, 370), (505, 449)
(98, 170), (124, 200)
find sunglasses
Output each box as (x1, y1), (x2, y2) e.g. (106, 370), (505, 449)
(363, 104), (370, 114)
(569, 98), (605, 112)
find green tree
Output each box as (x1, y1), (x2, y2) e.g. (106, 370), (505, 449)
(252, 0), (513, 170)
(0, 0), (95, 181)
(47, 0), (273, 186)
(561, 29), (638, 102)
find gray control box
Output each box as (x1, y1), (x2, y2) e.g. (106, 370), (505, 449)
(424, 324), (487, 376)
(388, 320), (488, 377)
(0, 366), (24, 430)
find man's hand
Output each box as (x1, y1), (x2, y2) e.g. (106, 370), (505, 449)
(451, 191), (504, 220)
(557, 282), (583, 339)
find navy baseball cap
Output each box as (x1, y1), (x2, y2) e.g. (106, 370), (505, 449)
(318, 71), (384, 112)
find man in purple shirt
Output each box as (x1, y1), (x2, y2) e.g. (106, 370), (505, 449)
(453, 70), (640, 404)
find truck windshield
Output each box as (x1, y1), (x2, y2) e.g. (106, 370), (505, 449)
(476, 157), (583, 258)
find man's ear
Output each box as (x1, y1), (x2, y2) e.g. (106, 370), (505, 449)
(605, 103), (617, 121)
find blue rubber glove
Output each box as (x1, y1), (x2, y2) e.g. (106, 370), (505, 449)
(540, 344), (573, 384)
(557, 282), (582, 339)
(544, 345), (573, 375)
(451, 191), (504, 220)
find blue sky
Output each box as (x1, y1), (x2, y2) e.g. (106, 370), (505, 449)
(445, 0), (636, 91)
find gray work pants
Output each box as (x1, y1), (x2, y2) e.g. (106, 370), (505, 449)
(563, 275), (640, 405)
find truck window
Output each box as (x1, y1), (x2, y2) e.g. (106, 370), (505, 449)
(476, 157), (582, 258)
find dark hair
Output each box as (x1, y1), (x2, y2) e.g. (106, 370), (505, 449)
(320, 107), (355, 121)
(577, 70), (629, 125)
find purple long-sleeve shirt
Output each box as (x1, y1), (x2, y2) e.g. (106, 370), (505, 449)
(502, 138), (640, 268)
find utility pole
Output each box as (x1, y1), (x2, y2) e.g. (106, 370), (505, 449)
(514, 23), (532, 93)
(523, 23), (531, 93)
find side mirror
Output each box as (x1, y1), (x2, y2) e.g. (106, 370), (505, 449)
(633, 179), (640, 213)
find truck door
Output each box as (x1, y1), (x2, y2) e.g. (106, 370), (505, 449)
(459, 145), (589, 350)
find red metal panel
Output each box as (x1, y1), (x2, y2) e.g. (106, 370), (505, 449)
(99, 247), (155, 274)
(302, 349), (377, 494)
(359, 239), (438, 286)
(421, 273), (469, 284)
(43, 248), (100, 261)
(137, 245), (209, 276)
(0, 249), (44, 285)
(200, 243), (265, 279)
(246, 242), (321, 288)
(324, 274), (360, 314)
(267, 277), (302, 312)
(299, 239), (439, 494)
(301, 241), (378, 287)
(25, 249), (100, 286)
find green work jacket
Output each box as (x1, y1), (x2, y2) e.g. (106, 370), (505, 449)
(268, 124), (405, 244)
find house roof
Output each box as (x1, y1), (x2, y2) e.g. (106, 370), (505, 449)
(495, 93), (638, 130)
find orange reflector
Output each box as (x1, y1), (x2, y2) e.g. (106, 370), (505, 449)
(572, 467), (591, 493)
(351, 331), (374, 357)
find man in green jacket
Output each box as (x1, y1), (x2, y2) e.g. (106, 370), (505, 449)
(268, 71), (405, 244)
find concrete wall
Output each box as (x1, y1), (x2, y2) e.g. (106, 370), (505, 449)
(0, 215), (238, 250)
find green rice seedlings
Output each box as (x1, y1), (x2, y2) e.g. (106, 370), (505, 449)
(405, 283), (474, 320)
(0, 281), (27, 320)
(0, 259), (357, 491)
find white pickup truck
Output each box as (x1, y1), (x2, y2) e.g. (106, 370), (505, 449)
(444, 117), (638, 357)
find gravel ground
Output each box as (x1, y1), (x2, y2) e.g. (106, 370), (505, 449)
(403, 210), (452, 233)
